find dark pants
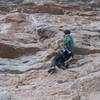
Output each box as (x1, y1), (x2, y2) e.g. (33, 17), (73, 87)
(51, 50), (72, 69)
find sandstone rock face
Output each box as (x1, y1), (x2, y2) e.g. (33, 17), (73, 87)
(0, 0), (100, 100)
(0, 12), (41, 58)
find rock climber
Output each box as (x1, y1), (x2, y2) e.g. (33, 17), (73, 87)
(48, 29), (74, 74)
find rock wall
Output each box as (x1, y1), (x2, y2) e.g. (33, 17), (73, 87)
(0, 0), (100, 100)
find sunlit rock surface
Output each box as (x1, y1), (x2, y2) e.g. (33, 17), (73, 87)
(0, 0), (100, 100)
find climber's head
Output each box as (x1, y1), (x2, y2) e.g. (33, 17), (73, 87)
(64, 30), (71, 34)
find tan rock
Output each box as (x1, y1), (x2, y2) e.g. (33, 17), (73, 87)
(0, 0), (100, 100)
